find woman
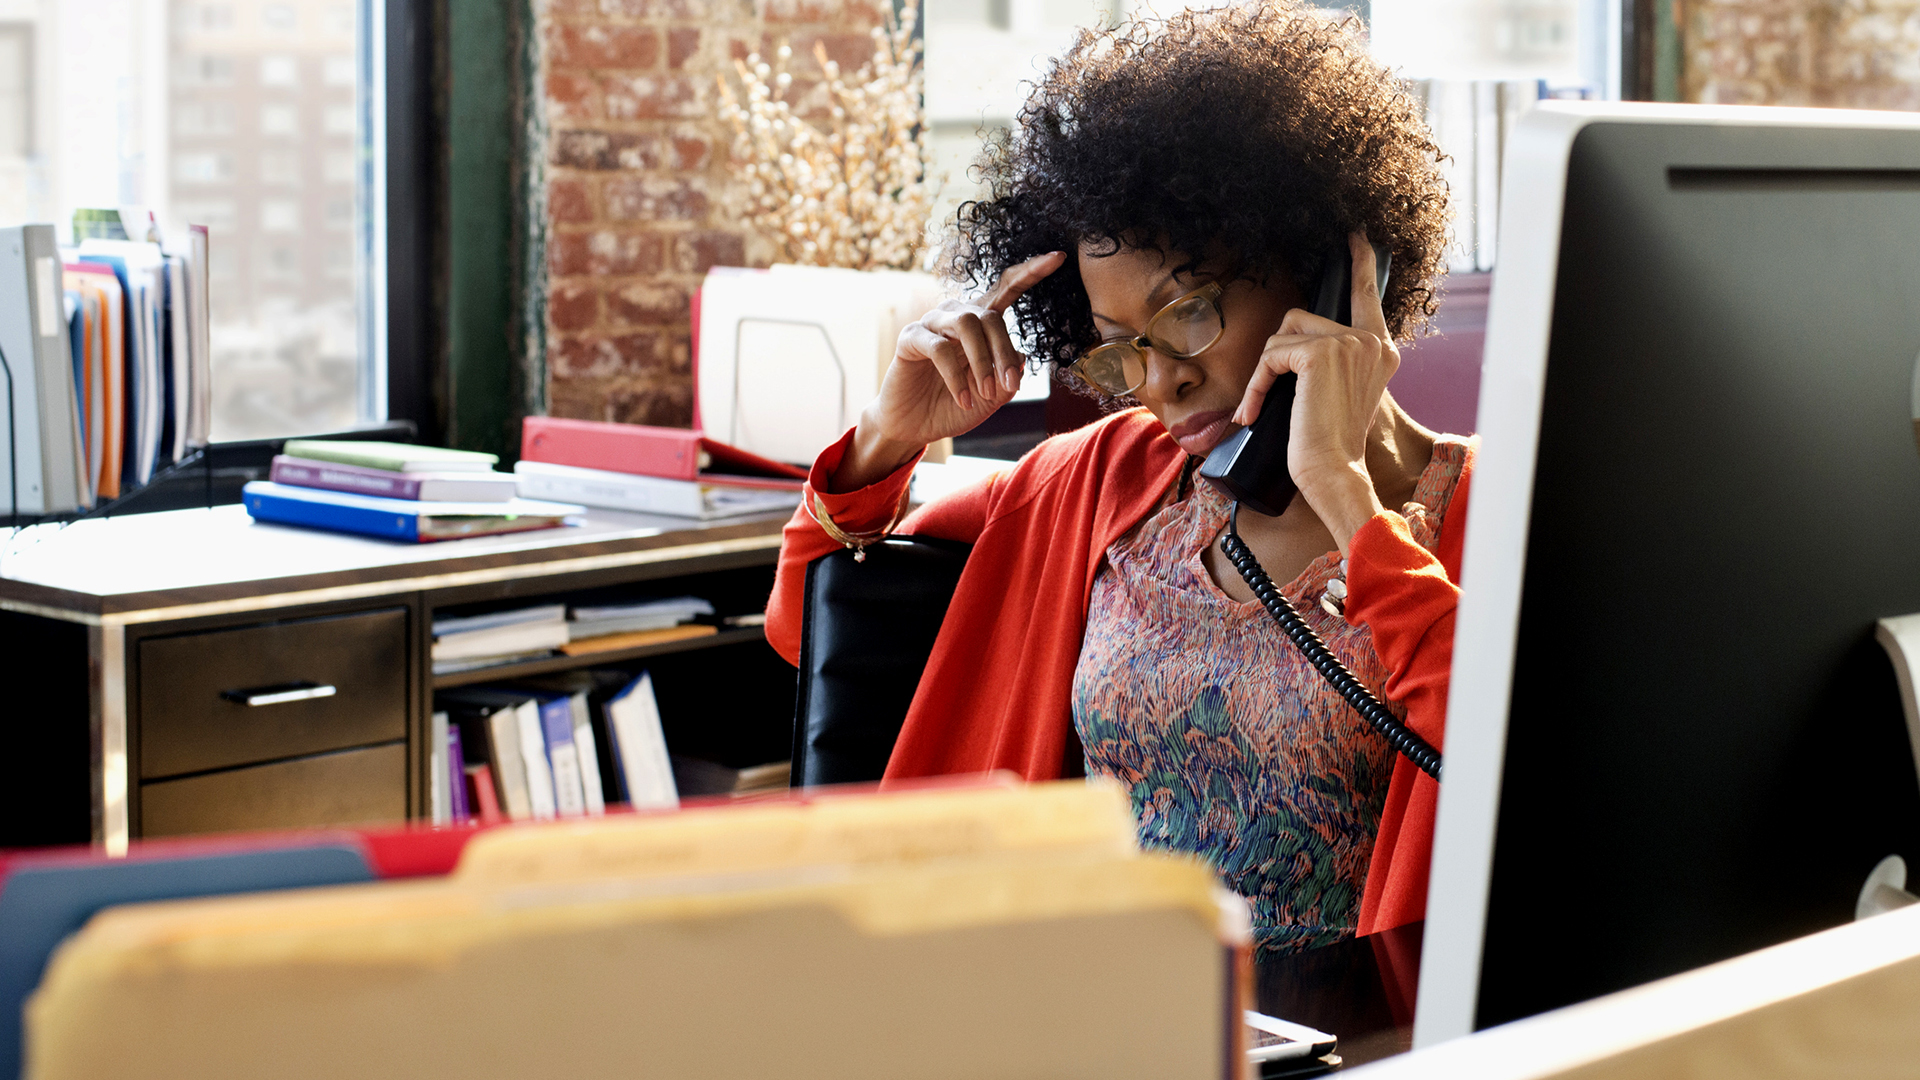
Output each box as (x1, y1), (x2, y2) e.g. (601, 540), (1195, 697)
(767, 2), (1466, 951)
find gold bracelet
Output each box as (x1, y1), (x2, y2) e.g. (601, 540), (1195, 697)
(806, 488), (907, 562)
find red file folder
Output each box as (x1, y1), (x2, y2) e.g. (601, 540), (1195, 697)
(520, 417), (807, 486)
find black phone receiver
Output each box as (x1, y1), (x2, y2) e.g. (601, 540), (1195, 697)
(1197, 241), (1392, 517)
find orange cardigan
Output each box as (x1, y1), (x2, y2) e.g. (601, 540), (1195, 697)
(766, 409), (1472, 935)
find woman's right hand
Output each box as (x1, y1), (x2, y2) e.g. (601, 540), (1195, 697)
(828, 251), (1065, 492)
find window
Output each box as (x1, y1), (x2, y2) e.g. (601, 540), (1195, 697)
(172, 198), (237, 231)
(261, 199), (300, 232)
(323, 55), (355, 86)
(260, 104), (297, 136)
(322, 150), (355, 183)
(179, 5), (235, 33)
(260, 55), (297, 87)
(1, 2), (382, 442)
(178, 55), (235, 85)
(0, 25), (28, 158)
(174, 101), (235, 136)
(259, 151), (298, 185)
(174, 152), (235, 183)
(322, 105), (355, 136)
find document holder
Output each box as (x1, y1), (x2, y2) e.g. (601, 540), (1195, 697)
(793, 536), (971, 787)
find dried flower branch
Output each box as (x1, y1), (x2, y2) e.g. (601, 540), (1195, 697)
(715, 0), (936, 271)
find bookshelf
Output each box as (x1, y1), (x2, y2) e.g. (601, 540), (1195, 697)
(431, 625), (767, 688)
(0, 504), (793, 852)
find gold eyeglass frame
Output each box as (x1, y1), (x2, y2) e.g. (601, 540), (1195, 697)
(1067, 281), (1226, 397)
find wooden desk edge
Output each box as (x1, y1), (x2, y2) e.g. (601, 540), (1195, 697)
(0, 527), (788, 626)
(1352, 904), (1920, 1079)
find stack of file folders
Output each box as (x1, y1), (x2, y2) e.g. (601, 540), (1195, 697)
(0, 220), (213, 515)
(515, 416), (807, 520)
(242, 440), (585, 542)
(21, 780), (1254, 1080)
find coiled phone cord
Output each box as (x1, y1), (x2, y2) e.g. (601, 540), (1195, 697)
(1221, 502), (1444, 781)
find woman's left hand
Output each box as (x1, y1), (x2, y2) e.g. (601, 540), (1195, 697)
(1231, 231), (1398, 545)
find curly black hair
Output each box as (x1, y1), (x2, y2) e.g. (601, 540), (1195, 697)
(945, 2), (1452, 377)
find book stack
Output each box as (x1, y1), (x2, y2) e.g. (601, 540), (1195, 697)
(0, 219), (212, 515)
(431, 605), (571, 673)
(433, 669), (681, 824)
(242, 440), (584, 543)
(515, 416), (807, 520)
(25, 781), (1247, 1080)
(561, 595), (716, 654)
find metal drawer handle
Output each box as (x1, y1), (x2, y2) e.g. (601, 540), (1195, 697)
(219, 681), (339, 707)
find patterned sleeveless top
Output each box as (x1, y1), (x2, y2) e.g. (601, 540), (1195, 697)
(1072, 438), (1470, 954)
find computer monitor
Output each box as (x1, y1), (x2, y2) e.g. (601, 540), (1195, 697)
(1416, 102), (1920, 1046)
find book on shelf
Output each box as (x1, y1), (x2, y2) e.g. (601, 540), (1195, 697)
(270, 454), (521, 502)
(465, 762), (502, 822)
(537, 694), (589, 818)
(566, 595), (714, 642)
(240, 481), (584, 543)
(502, 669), (637, 815)
(556, 624), (717, 657)
(513, 696), (559, 821)
(438, 689), (537, 822)
(603, 671), (678, 811)
(431, 604), (568, 664)
(520, 416), (808, 484)
(430, 710), (451, 826)
(514, 458), (802, 519)
(25, 782), (1245, 1080)
(670, 755), (791, 798)
(282, 438), (498, 473)
(445, 722), (470, 822)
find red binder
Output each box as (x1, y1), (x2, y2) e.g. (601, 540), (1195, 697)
(520, 417), (807, 486)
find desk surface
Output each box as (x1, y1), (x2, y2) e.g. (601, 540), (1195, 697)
(0, 504), (791, 621)
(1255, 920), (1421, 1069)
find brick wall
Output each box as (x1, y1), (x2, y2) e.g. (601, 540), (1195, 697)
(1684, 0), (1920, 108)
(535, 0), (889, 428)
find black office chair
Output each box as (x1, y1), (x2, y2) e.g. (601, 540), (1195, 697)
(791, 537), (971, 787)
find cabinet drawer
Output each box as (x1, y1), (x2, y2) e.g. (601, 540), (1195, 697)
(139, 608), (409, 780)
(139, 741), (408, 838)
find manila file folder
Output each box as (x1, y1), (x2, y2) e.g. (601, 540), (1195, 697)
(25, 782), (1248, 1080)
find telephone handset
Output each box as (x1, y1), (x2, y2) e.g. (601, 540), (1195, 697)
(1194, 240), (1443, 780)
(1197, 241), (1393, 517)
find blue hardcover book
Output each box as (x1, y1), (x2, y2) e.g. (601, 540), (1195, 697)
(241, 481), (584, 543)
(537, 694), (588, 817)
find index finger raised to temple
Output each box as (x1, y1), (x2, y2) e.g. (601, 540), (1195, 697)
(1348, 231), (1390, 340)
(982, 251), (1067, 314)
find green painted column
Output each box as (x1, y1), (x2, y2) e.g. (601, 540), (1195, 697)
(446, 0), (519, 459)
(1653, 0), (1684, 102)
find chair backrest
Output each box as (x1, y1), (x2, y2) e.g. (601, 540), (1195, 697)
(792, 537), (972, 787)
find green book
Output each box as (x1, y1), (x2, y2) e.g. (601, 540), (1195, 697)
(281, 440), (500, 474)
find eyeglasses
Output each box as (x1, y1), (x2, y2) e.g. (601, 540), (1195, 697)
(1067, 282), (1225, 397)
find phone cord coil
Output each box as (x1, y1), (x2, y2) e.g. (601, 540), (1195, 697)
(1223, 502), (1443, 781)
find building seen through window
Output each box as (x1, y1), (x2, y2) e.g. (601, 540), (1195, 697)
(0, 0), (372, 442)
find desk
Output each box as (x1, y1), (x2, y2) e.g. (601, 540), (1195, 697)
(1256, 921), (1421, 1069)
(0, 506), (793, 852)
